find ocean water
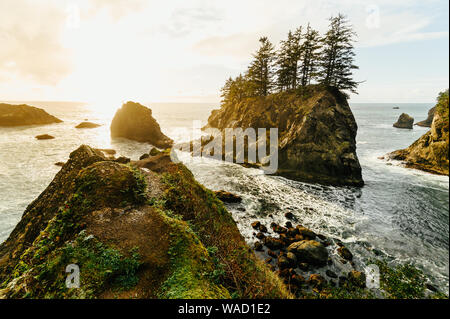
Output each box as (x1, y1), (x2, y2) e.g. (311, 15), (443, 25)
(0, 101), (448, 292)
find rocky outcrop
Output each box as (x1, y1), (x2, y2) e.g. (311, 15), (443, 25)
(0, 103), (62, 127)
(111, 101), (173, 149)
(75, 122), (101, 129)
(415, 107), (435, 128)
(389, 91), (449, 175)
(0, 145), (290, 299)
(204, 86), (363, 186)
(393, 113), (414, 129)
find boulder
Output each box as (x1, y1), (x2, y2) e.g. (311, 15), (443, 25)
(0, 103), (62, 127)
(111, 101), (173, 148)
(287, 240), (328, 267)
(203, 86), (363, 186)
(75, 122), (101, 129)
(35, 134), (54, 140)
(415, 107), (436, 128)
(337, 246), (353, 261)
(308, 274), (327, 290)
(393, 113), (414, 129)
(296, 226), (316, 240)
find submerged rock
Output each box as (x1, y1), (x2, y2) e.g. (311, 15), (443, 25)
(0, 103), (62, 127)
(393, 113), (414, 129)
(415, 107), (436, 128)
(203, 86), (363, 186)
(111, 101), (173, 148)
(75, 122), (101, 129)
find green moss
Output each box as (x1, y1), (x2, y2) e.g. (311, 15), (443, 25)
(157, 215), (230, 299)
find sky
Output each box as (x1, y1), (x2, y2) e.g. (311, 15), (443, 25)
(0, 0), (448, 105)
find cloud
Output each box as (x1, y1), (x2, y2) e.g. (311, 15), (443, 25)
(0, 0), (72, 85)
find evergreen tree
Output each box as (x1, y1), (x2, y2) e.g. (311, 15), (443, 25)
(318, 14), (359, 93)
(220, 74), (252, 105)
(247, 37), (276, 96)
(299, 24), (321, 86)
(276, 28), (302, 91)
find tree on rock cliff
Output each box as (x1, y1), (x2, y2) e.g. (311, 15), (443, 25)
(299, 24), (322, 86)
(318, 14), (359, 94)
(220, 74), (252, 105)
(246, 37), (276, 96)
(276, 28), (303, 91)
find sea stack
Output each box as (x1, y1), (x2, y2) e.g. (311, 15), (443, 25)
(110, 101), (173, 149)
(204, 85), (363, 186)
(393, 113), (414, 129)
(75, 122), (101, 129)
(0, 103), (62, 127)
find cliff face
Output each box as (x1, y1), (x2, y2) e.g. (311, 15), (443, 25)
(205, 86), (363, 186)
(416, 107), (436, 128)
(111, 101), (173, 149)
(389, 105), (449, 175)
(0, 145), (290, 299)
(0, 103), (62, 127)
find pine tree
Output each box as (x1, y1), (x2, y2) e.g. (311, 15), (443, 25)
(276, 28), (302, 91)
(299, 24), (321, 86)
(247, 37), (276, 96)
(318, 14), (359, 93)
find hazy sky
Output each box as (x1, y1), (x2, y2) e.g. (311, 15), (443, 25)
(0, 0), (448, 104)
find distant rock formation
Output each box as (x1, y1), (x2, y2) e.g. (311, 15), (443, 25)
(392, 106), (400, 109)
(0, 103), (62, 127)
(415, 107), (436, 128)
(75, 122), (101, 129)
(389, 91), (449, 175)
(110, 101), (173, 149)
(393, 113), (414, 129)
(204, 86), (363, 186)
(35, 134), (55, 140)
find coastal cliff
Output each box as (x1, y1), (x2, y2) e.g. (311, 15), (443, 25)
(0, 103), (62, 127)
(389, 90), (449, 175)
(0, 145), (289, 299)
(205, 86), (363, 186)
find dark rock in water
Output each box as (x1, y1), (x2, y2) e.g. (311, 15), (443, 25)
(326, 270), (338, 278)
(393, 106), (400, 109)
(213, 190), (242, 203)
(139, 153), (150, 160)
(115, 156), (130, 164)
(287, 240), (328, 267)
(296, 226), (316, 240)
(388, 92), (449, 176)
(110, 101), (173, 148)
(285, 221), (293, 228)
(259, 224), (268, 233)
(75, 122), (101, 129)
(263, 237), (284, 250)
(415, 107), (436, 128)
(254, 241), (263, 251)
(284, 212), (294, 220)
(35, 134), (54, 140)
(337, 246), (353, 261)
(54, 162), (65, 167)
(347, 270), (366, 288)
(277, 255), (292, 270)
(203, 86), (363, 186)
(0, 103), (62, 127)
(308, 274), (327, 290)
(267, 250), (278, 258)
(393, 113), (414, 129)
(251, 221), (261, 230)
(255, 232), (265, 240)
